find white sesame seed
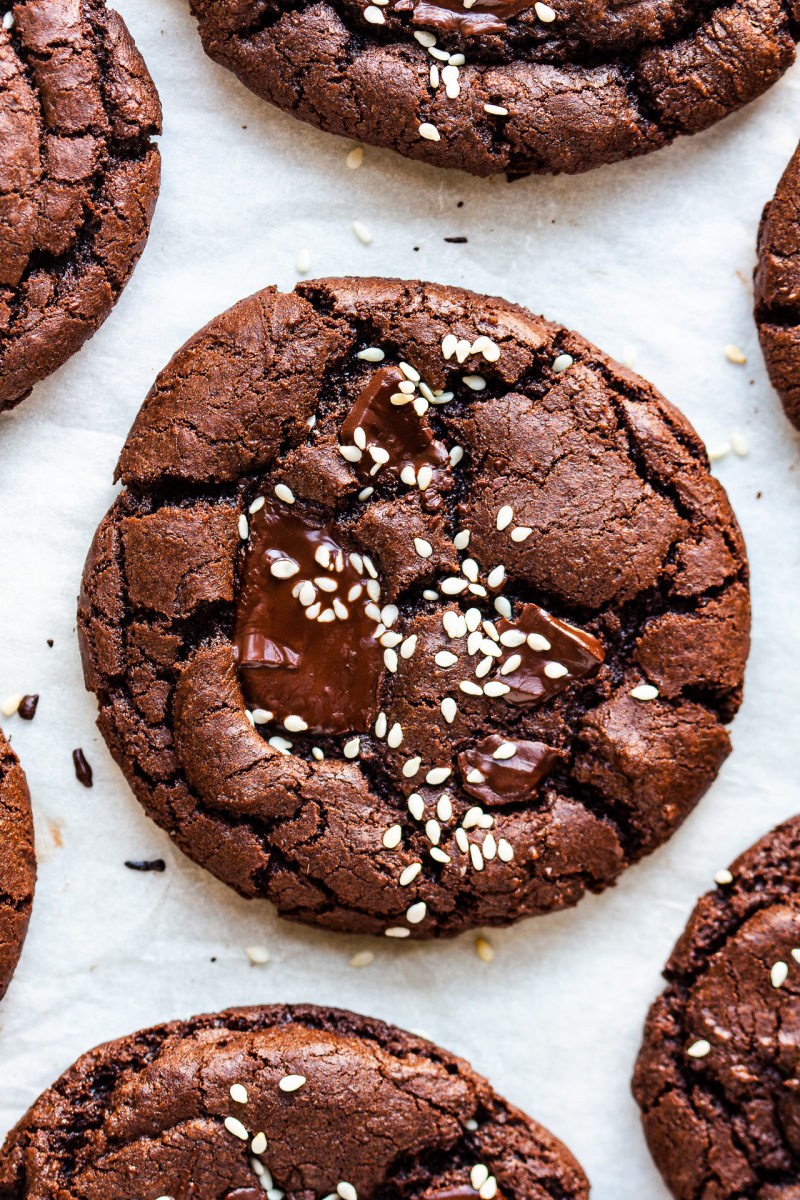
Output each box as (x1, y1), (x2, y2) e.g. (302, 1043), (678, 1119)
(481, 636), (501, 656)
(365, 603), (381, 622)
(445, 78), (459, 98)
(500, 654), (521, 675)
(400, 635), (417, 659)
(510, 526), (532, 542)
(230, 1083), (248, 1104)
(482, 834), (497, 861)
(347, 146), (364, 169)
(714, 868), (733, 885)
(453, 531), (471, 552)
(363, 556), (378, 578)
(441, 697), (457, 723)
(269, 736), (293, 754)
(366, 579), (381, 602)
(305, 603), (321, 619)
(397, 380), (416, 395)
(497, 838), (514, 862)
(552, 353), (573, 373)
(387, 722), (403, 748)
(724, 344), (747, 364)
(460, 680), (483, 696)
(487, 565), (505, 588)
(463, 375), (486, 391)
(492, 742), (516, 760)
(246, 944), (270, 964)
(480, 1179), (497, 1200)
(275, 484), (295, 504)
(297, 581), (315, 607)
(350, 950), (375, 968)
(472, 338), (490, 356)
(431, 847), (451, 863)
(400, 862), (422, 886)
(707, 442), (731, 461)
(482, 620), (499, 641)
(443, 611), (468, 638)
(442, 64), (459, 84)
(339, 445), (362, 463)
(450, 446), (464, 466)
(315, 577), (338, 593)
(631, 684), (659, 700)
(414, 537), (433, 558)
(433, 794), (452, 822)
(423, 589), (439, 600)
(427, 766), (451, 785)
(494, 596), (512, 619)
(296, 248), (311, 274)
(413, 398), (429, 416)
(353, 427), (367, 451)
(448, 52), (465, 63)
(358, 347), (384, 361)
(225, 1117), (249, 1140)
(249, 496), (265, 514)
(417, 465), (433, 490)
(344, 737), (360, 758)
(407, 901), (427, 923)
(381, 604), (398, 626)
(476, 936), (493, 962)
(687, 1040), (711, 1058)
(467, 631), (482, 655)
(478, 813), (493, 829)
(284, 715), (308, 732)
(414, 29), (437, 45)
(455, 338), (472, 364)
(463, 807), (482, 828)
(497, 630), (524, 648)
(419, 383), (436, 404)
(311, 747), (324, 760)
(435, 651), (459, 668)
(238, 515), (249, 540)
(408, 793), (425, 819)
(426, 819), (441, 845)
(461, 558), (479, 582)
(380, 632), (402, 647)
(430, 64), (439, 87)
(534, 0), (555, 16)
(386, 926), (411, 938)
(353, 221), (373, 244)
(347, 584), (363, 602)
(1, 693), (21, 716)
(483, 681), (510, 697)
(271, 559), (299, 579)
(403, 757), (422, 778)
(470, 844), (484, 871)
(398, 361), (420, 382)
(475, 656), (492, 678)
(3, 11), (14, 28)
(369, 446), (391, 464)
(400, 465), (417, 486)
(772, 961), (789, 988)
(419, 122), (441, 141)
(527, 632), (550, 651)
(364, 3), (385, 19)
(441, 576), (468, 594)
(333, 599), (348, 619)
(251, 1132), (268, 1154)
(375, 712), (388, 738)
(252, 709), (273, 724)
(496, 506), (513, 530)
(383, 824), (402, 849)
(544, 661), (568, 679)
(429, 45), (450, 59)
(279, 1075), (306, 1092)
(731, 431), (749, 456)
(318, 608), (335, 623)
(793, 950), (800, 963)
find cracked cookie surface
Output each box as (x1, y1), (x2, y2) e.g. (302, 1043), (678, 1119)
(189, 0), (797, 177)
(0, 1002), (589, 1200)
(0, 728), (35, 1001)
(0, 0), (161, 413)
(78, 277), (750, 939)
(633, 815), (800, 1200)
(755, 141), (800, 431)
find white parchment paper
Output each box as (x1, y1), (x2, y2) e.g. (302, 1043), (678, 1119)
(1, 4), (800, 1195)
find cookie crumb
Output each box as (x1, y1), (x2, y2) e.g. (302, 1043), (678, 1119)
(72, 748), (93, 787)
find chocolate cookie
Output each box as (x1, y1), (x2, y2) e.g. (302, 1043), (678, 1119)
(78, 277), (750, 939)
(189, 0), (796, 177)
(0, 0), (161, 413)
(754, 142), (800, 431)
(633, 816), (800, 1200)
(0, 728), (35, 1000)
(0, 1004), (588, 1200)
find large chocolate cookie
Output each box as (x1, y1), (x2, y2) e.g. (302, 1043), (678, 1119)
(0, 1003), (589, 1200)
(0, 728), (35, 999)
(78, 277), (750, 939)
(633, 816), (800, 1200)
(755, 142), (800, 431)
(0, 0), (161, 413)
(189, 0), (796, 177)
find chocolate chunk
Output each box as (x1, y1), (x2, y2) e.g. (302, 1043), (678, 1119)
(46, 639), (53, 648)
(233, 499), (383, 734)
(394, 0), (534, 35)
(459, 734), (559, 805)
(0, 729), (35, 1002)
(124, 859), (166, 872)
(496, 603), (604, 706)
(17, 694), (39, 721)
(72, 749), (93, 788)
(444, 237), (468, 243)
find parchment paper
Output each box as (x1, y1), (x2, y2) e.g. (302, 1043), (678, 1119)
(1, 4), (799, 1195)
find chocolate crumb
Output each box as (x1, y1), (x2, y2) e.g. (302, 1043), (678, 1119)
(18, 695), (38, 721)
(46, 639), (53, 648)
(444, 236), (468, 243)
(124, 859), (166, 872)
(72, 749), (93, 788)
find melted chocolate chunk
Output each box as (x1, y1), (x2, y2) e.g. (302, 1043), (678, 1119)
(233, 500), (383, 734)
(340, 366), (450, 510)
(421, 1187), (483, 1200)
(392, 0), (533, 35)
(496, 603), (604, 706)
(224, 1191), (263, 1200)
(124, 859), (166, 872)
(72, 749), (93, 788)
(458, 733), (558, 806)
(18, 694), (39, 721)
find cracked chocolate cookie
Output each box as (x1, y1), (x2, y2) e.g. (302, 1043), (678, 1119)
(632, 816), (800, 1200)
(189, 0), (797, 177)
(0, 0), (161, 413)
(0, 1003), (589, 1200)
(755, 141), (800, 431)
(0, 727), (35, 1000)
(78, 277), (750, 939)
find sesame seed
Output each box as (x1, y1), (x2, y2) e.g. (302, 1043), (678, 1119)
(475, 656), (492, 677)
(419, 383), (436, 404)
(527, 632), (550, 651)
(429, 45), (450, 59)
(296, 249), (311, 274)
(1, 693), (21, 716)
(238, 515), (249, 540)
(387, 722), (403, 748)
(494, 596), (512, 619)
(478, 813), (493, 829)
(246, 944), (270, 964)
(408, 793), (425, 819)
(731, 431), (749, 456)
(350, 950), (375, 967)
(552, 353), (574, 373)
(311, 747), (324, 760)
(365, 603), (381, 622)
(318, 608), (336, 623)
(714, 868), (733, 885)
(353, 221), (373, 244)
(453, 529), (471, 550)
(414, 29), (437, 45)
(252, 708), (273, 723)
(417, 465), (433, 490)
(398, 361), (420, 382)
(455, 338), (472, 363)
(455, 828), (469, 853)
(366, 580), (381, 603)
(793, 950), (800, 963)
(380, 632), (402, 647)
(305, 603), (321, 619)
(476, 936), (493, 962)
(496, 505), (513, 530)
(419, 122), (441, 141)
(426, 819), (441, 844)
(333, 599), (348, 619)
(480, 1180), (497, 1200)
(364, 556), (378, 578)
(348, 584), (363, 602)
(497, 630), (524, 648)
(225, 1117), (249, 1140)
(278, 1075), (306, 1092)
(249, 496), (266, 514)
(3, 10), (14, 27)
(443, 611), (467, 638)
(284, 715), (308, 732)
(486, 565), (505, 588)
(534, 0), (556, 15)
(435, 651), (459, 667)
(269, 737), (293, 753)
(724, 344), (747, 364)
(511, 526), (532, 542)
(450, 446), (464, 466)
(463, 807), (482, 828)
(483, 681), (509, 697)
(772, 961), (789, 988)
(500, 654), (521, 675)
(386, 926), (411, 938)
(414, 399), (429, 418)
(343, 737), (360, 759)
(442, 334), (458, 359)
(407, 901), (427, 923)
(427, 766), (451, 785)
(461, 558), (479, 582)
(375, 712), (388, 738)
(383, 824), (402, 848)
(430, 64), (439, 87)
(364, 3), (385, 19)
(449, 51), (465, 62)
(441, 697), (457, 723)
(687, 1040), (711, 1058)
(400, 635), (417, 658)
(463, 375), (486, 390)
(231, 1083), (248, 1104)
(436, 794), (453, 821)
(483, 833), (497, 860)
(275, 484), (295, 504)
(353, 427), (367, 450)
(707, 442), (731, 461)
(251, 1132), (268, 1154)
(544, 661), (568, 679)
(631, 684), (659, 700)
(298, 581), (316, 606)
(484, 103), (508, 116)
(403, 757), (422, 778)
(497, 838), (514, 861)
(340, 445), (362, 462)
(460, 680), (483, 695)
(493, 742), (516, 760)
(423, 589), (439, 600)
(441, 576), (468, 594)
(272, 559), (301, 580)
(400, 862), (422, 886)
(431, 847), (451, 863)
(369, 445), (391, 465)
(315, 577), (338, 593)
(414, 537), (433, 557)
(347, 146), (364, 169)
(358, 347), (384, 361)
